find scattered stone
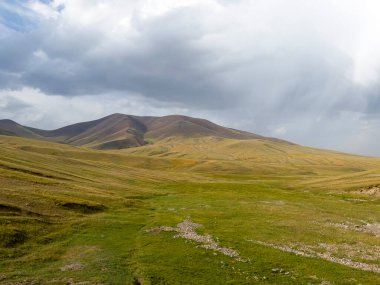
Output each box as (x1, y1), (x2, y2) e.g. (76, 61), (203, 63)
(249, 240), (380, 274)
(271, 268), (281, 273)
(147, 219), (245, 261)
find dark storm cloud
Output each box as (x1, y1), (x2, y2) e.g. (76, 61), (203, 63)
(0, 6), (236, 108)
(0, 32), (41, 72)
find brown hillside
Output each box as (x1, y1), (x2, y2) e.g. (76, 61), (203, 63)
(0, 114), (285, 149)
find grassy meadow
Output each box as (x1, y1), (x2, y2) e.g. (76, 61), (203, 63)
(0, 135), (379, 284)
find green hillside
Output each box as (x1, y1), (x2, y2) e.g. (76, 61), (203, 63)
(0, 135), (379, 284)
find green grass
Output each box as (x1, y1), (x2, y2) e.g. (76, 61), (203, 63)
(0, 135), (379, 284)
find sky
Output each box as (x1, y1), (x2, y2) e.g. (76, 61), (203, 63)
(1, 0), (380, 155)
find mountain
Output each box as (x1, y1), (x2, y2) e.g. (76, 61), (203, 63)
(0, 113), (283, 150)
(2, 118), (380, 284)
(0, 119), (45, 139)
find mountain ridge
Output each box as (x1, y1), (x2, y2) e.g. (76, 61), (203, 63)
(0, 113), (287, 150)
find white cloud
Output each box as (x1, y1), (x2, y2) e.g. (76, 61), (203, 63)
(28, 1), (60, 19)
(273, 127), (287, 136)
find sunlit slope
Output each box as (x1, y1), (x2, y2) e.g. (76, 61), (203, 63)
(124, 136), (380, 175)
(0, 135), (212, 233)
(0, 135), (204, 186)
(2, 134), (380, 192)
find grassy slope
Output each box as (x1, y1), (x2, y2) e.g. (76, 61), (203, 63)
(124, 136), (380, 177)
(0, 135), (379, 284)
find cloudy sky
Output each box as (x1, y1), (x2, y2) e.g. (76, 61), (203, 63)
(1, 0), (380, 155)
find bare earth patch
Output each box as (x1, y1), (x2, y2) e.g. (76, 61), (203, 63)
(62, 245), (99, 259)
(49, 278), (104, 285)
(1, 282), (38, 285)
(364, 223), (380, 237)
(353, 186), (380, 197)
(147, 219), (245, 262)
(260, 200), (286, 205)
(328, 221), (380, 237)
(249, 240), (380, 274)
(60, 263), (85, 272)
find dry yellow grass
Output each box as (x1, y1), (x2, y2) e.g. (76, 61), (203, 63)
(0, 135), (379, 284)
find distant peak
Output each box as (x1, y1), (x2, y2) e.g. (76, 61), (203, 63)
(107, 113), (127, 118)
(0, 119), (17, 124)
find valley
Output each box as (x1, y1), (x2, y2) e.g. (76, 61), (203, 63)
(0, 116), (379, 284)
